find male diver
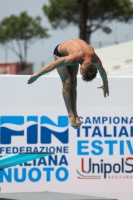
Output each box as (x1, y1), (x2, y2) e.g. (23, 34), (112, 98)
(28, 39), (109, 129)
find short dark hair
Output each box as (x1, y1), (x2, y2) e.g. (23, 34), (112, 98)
(82, 64), (98, 82)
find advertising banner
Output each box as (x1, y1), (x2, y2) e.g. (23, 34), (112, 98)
(0, 75), (133, 200)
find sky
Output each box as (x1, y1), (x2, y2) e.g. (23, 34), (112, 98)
(0, 0), (133, 64)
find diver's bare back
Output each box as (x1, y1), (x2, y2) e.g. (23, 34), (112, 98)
(58, 39), (94, 61)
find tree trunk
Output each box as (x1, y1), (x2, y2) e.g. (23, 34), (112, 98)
(86, 31), (91, 44)
(24, 41), (27, 64)
(77, 0), (89, 43)
(19, 54), (26, 74)
(21, 62), (26, 74)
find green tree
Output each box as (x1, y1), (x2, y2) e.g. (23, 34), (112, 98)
(0, 11), (50, 73)
(43, 0), (133, 43)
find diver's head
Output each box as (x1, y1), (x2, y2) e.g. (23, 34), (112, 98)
(80, 63), (98, 82)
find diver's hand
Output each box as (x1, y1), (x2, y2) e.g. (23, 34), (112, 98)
(27, 73), (39, 84)
(97, 83), (109, 98)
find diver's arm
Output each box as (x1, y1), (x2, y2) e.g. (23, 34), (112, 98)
(38, 54), (79, 77)
(28, 54), (80, 84)
(93, 53), (109, 97)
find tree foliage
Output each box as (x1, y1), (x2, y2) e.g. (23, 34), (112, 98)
(43, 0), (133, 43)
(0, 11), (50, 72)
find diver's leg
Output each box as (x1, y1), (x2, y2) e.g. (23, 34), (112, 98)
(68, 64), (82, 127)
(54, 55), (78, 129)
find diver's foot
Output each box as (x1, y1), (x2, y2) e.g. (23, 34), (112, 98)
(68, 116), (78, 129)
(76, 116), (82, 128)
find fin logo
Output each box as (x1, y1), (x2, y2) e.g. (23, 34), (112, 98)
(0, 116), (68, 144)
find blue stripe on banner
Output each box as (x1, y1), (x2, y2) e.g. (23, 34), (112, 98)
(0, 153), (53, 169)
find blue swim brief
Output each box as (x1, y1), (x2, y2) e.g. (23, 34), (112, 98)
(53, 44), (62, 57)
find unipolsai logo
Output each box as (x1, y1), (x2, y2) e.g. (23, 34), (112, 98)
(77, 157), (133, 180)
